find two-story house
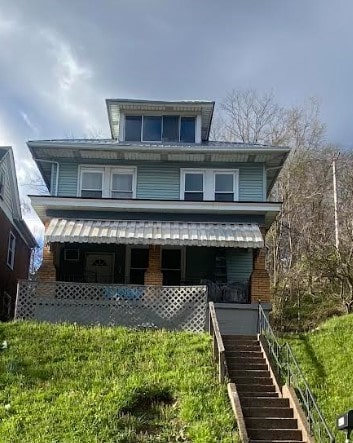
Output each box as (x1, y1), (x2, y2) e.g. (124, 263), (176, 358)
(24, 99), (288, 321)
(0, 146), (37, 320)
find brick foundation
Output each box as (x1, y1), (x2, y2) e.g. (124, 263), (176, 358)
(250, 248), (271, 303)
(144, 245), (163, 286)
(37, 243), (57, 282)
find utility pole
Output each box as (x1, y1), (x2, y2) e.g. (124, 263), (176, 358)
(332, 153), (340, 250)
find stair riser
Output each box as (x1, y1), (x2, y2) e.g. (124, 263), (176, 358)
(224, 345), (261, 351)
(241, 398), (290, 408)
(226, 351), (263, 358)
(222, 335), (257, 340)
(229, 364), (268, 371)
(233, 377), (273, 385)
(242, 407), (294, 418)
(238, 392), (279, 398)
(237, 384), (276, 393)
(247, 429), (303, 440)
(235, 370), (270, 378)
(246, 418), (298, 429)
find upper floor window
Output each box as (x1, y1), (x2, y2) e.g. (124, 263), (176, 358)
(124, 115), (195, 143)
(181, 169), (239, 202)
(79, 166), (136, 199)
(7, 232), (16, 269)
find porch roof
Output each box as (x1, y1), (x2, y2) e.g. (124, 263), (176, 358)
(46, 218), (264, 248)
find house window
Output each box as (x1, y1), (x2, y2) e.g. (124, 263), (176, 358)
(79, 167), (136, 199)
(7, 232), (16, 269)
(184, 172), (204, 201)
(214, 173), (235, 201)
(181, 169), (238, 201)
(81, 170), (103, 198)
(125, 116), (142, 142)
(124, 115), (196, 143)
(162, 248), (182, 285)
(111, 172), (133, 199)
(129, 248), (149, 284)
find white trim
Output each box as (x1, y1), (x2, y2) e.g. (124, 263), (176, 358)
(180, 168), (239, 201)
(7, 231), (16, 270)
(31, 195), (282, 221)
(78, 165), (137, 199)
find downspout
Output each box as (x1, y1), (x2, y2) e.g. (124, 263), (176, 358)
(35, 159), (59, 196)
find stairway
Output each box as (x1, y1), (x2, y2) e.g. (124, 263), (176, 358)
(223, 335), (305, 443)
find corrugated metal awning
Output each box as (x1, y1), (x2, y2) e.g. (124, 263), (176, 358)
(46, 218), (264, 248)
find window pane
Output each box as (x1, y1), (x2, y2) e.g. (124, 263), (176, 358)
(131, 248), (149, 268)
(184, 192), (203, 201)
(162, 116), (179, 142)
(162, 249), (181, 269)
(125, 116), (142, 141)
(185, 173), (203, 191)
(81, 190), (103, 198)
(112, 174), (132, 191)
(215, 174), (233, 192)
(82, 172), (102, 190)
(215, 193), (234, 202)
(180, 117), (195, 143)
(143, 116), (162, 141)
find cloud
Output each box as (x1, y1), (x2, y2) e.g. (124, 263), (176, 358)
(20, 111), (39, 135)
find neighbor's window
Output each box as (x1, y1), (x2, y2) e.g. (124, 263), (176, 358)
(184, 172), (204, 201)
(80, 170), (103, 198)
(214, 173), (235, 201)
(111, 172), (133, 199)
(124, 115), (196, 143)
(7, 232), (16, 269)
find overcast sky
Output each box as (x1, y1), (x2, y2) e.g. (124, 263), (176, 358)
(0, 0), (353, 232)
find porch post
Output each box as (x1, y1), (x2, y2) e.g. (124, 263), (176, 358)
(144, 245), (163, 286)
(37, 243), (57, 282)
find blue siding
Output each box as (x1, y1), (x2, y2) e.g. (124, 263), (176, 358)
(226, 249), (253, 282)
(55, 160), (264, 201)
(57, 163), (78, 196)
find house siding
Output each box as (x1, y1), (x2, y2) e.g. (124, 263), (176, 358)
(226, 249), (253, 282)
(55, 161), (265, 201)
(0, 155), (14, 217)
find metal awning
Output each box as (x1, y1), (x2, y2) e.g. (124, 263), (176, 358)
(46, 218), (264, 248)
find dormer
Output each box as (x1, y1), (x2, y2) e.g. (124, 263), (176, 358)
(106, 99), (215, 144)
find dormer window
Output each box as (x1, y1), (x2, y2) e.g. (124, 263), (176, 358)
(124, 115), (196, 143)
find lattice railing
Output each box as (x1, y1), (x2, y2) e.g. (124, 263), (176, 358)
(15, 281), (207, 332)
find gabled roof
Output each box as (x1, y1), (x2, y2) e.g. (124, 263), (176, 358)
(106, 99), (215, 141)
(0, 146), (37, 248)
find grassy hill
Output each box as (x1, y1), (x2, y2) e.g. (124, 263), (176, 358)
(285, 313), (353, 442)
(0, 322), (237, 443)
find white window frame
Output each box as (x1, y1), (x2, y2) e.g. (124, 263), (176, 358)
(180, 168), (239, 201)
(78, 166), (137, 199)
(79, 167), (104, 198)
(7, 232), (16, 270)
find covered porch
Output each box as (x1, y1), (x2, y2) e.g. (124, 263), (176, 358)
(37, 218), (271, 304)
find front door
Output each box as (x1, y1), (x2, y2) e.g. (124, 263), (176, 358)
(85, 253), (115, 283)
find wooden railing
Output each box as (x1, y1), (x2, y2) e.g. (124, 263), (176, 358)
(209, 301), (228, 383)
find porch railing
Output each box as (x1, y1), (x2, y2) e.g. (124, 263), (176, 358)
(258, 304), (335, 443)
(15, 280), (208, 332)
(209, 301), (228, 383)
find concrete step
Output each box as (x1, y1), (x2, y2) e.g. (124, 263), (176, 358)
(246, 418), (298, 430)
(241, 397), (290, 408)
(235, 369), (271, 378)
(222, 335), (257, 341)
(250, 440), (304, 443)
(247, 428), (303, 441)
(237, 384), (276, 393)
(226, 350), (264, 358)
(238, 391), (279, 398)
(227, 356), (266, 365)
(228, 362), (268, 371)
(233, 376), (274, 385)
(243, 406), (294, 418)
(224, 344), (262, 352)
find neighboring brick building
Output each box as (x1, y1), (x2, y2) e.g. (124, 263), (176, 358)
(0, 147), (36, 320)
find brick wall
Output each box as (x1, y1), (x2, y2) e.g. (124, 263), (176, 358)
(250, 248), (271, 303)
(144, 245), (163, 286)
(37, 244), (57, 282)
(0, 208), (32, 320)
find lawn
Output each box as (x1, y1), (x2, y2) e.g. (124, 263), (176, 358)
(285, 313), (353, 442)
(0, 321), (237, 443)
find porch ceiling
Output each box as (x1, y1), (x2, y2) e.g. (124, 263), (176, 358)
(46, 218), (264, 248)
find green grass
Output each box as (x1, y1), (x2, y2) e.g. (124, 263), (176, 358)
(0, 322), (237, 443)
(284, 314), (353, 442)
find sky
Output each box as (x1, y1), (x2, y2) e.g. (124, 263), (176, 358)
(0, 0), (353, 234)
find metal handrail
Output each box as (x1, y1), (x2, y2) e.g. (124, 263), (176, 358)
(209, 302), (228, 383)
(258, 304), (335, 443)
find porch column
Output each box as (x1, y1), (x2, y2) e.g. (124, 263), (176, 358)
(144, 245), (163, 286)
(37, 243), (57, 282)
(250, 248), (270, 303)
